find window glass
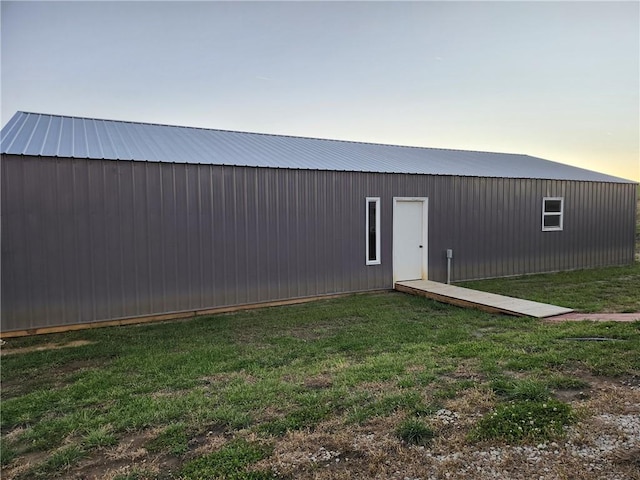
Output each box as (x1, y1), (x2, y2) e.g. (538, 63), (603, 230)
(368, 202), (377, 261)
(542, 197), (563, 231)
(544, 199), (562, 213)
(543, 215), (561, 228)
(366, 198), (381, 264)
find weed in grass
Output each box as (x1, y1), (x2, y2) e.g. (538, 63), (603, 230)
(30, 444), (85, 477)
(471, 398), (575, 443)
(180, 439), (274, 480)
(396, 418), (435, 446)
(146, 423), (189, 456)
(82, 426), (117, 449)
(490, 378), (551, 401)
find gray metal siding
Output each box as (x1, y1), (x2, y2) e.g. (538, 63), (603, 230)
(1, 155), (636, 332)
(427, 176), (636, 282)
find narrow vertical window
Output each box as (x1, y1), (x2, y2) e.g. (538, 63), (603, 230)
(542, 197), (564, 231)
(366, 197), (381, 265)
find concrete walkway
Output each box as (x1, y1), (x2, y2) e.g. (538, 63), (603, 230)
(395, 279), (573, 318)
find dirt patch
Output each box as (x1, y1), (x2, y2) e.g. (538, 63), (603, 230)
(253, 415), (405, 478)
(444, 387), (496, 416)
(303, 374), (334, 390)
(76, 451), (181, 480)
(1, 358), (102, 399)
(0, 449), (49, 480)
(200, 371), (257, 385)
(0, 340), (94, 356)
(186, 424), (229, 457)
(552, 370), (639, 404)
(71, 429), (182, 480)
(283, 319), (362, 341)
(448, 360), (484, 381)
(71, 427), (232, 479)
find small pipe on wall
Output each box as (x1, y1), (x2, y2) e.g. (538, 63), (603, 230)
(446, 249), (453, 284)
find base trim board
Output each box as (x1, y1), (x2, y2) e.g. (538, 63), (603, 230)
(1, 290), (391, 338)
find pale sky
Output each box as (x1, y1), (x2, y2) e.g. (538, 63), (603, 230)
(2, 1), (639, 181)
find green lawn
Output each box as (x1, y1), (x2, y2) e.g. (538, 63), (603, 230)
(1, 265), (639, 479)
(460, 263), (640, 313)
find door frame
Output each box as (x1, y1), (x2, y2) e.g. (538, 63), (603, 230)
(392, 197), (429, 285)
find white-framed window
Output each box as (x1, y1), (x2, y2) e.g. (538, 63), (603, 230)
(366, 197), (381, 265)
(542, 197), (564, 231)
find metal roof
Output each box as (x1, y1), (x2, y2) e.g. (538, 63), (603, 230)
(1, 111), (633, 183)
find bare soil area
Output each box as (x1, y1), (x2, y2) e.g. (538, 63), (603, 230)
(3, 375), (638, 480)
(255, 378), (640, 480)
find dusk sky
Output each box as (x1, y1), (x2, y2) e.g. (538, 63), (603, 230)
(2, 1), (638, 181)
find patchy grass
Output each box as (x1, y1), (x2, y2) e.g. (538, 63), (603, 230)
(471, 399), (576, 443)
(489, 377), (551, 401)
(180, 439), (273, 480)
(1, 266), (639, 479)
(146, 423), (189, 456)
(545, 374), (590, 391)
(82, 426), (118, 449)
(31, 444), (86, 478)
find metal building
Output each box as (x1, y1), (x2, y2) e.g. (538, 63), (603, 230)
(1, 111), (637, 335)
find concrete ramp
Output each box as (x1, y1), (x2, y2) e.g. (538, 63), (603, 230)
(395, 279), (573, 318)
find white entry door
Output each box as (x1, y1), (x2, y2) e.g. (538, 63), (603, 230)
(393, 198), (428, 283)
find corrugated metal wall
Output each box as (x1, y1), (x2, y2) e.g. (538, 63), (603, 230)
(426, 176), (636, 281)
(1, 155), (636, 332)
